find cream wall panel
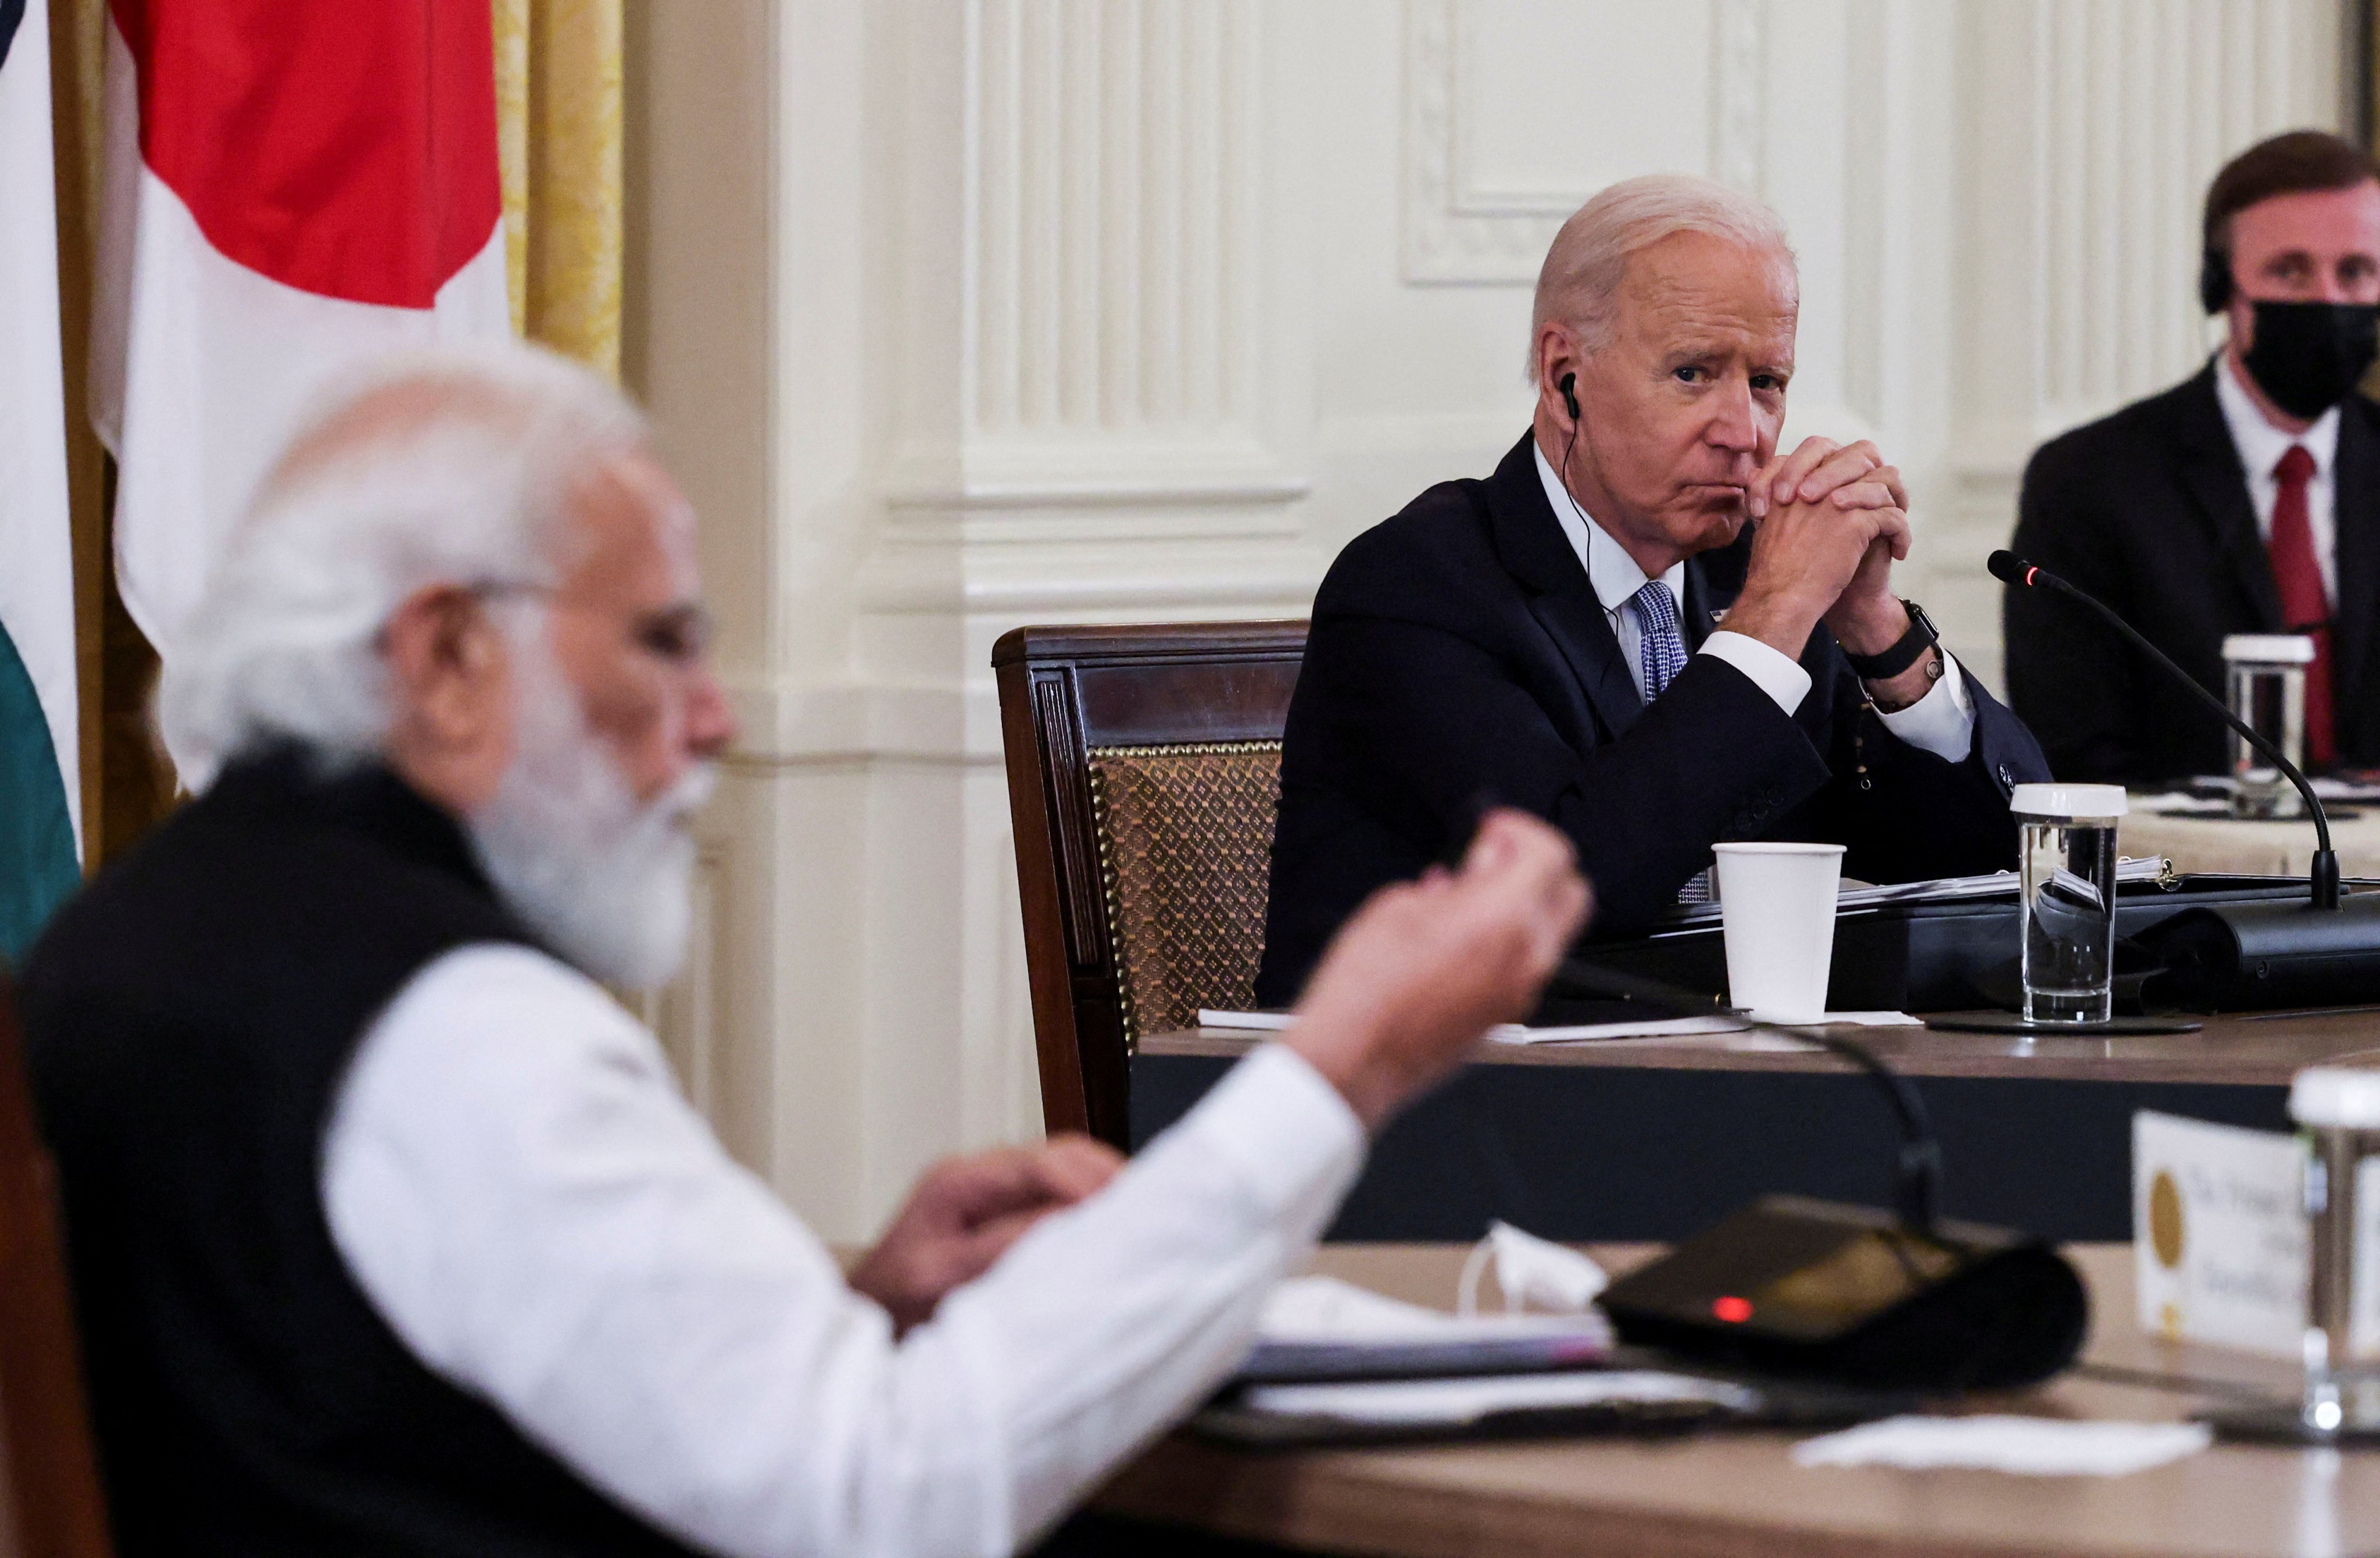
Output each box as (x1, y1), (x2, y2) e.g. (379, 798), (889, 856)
(622, 0), (2354, 1241)
(1941, 0), (2347, 689)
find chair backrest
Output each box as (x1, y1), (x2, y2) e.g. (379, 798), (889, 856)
(993, 622), (1306, 1146)
(0, 970), (114, 1557)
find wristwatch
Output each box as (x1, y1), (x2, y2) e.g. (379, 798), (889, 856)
(1843, 599), (1942, 681)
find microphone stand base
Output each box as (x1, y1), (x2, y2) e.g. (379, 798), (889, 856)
(1923, 1013), (2205, 1037)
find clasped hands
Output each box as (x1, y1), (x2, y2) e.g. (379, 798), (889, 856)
(1723, 436), (1934, 705)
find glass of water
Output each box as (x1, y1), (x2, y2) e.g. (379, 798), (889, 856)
(2289, 1068), (2380, 1436)
(2224, 633), (2315, 817)
(2010, 783), (2128, 1024)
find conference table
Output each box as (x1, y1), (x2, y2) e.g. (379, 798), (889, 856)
(1096, 1242), (2380, 1557)
(2125, 802), (2380, 878)
(1134, 1013), (2380, 1243)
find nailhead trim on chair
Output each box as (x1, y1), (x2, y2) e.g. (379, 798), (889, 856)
(1086, 741), (1282, 1049)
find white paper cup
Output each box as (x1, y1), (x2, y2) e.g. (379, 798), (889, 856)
(1713, 842), (1846, 1024)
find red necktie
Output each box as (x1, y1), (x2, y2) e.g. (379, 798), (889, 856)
(2268, 444), (2335, 767)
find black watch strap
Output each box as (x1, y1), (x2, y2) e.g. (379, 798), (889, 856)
(1843, 599), (1940, 680)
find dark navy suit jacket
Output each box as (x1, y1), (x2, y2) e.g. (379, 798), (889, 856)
(1254, 432), (2050, 1004)
(2007, 363), (2380, 782)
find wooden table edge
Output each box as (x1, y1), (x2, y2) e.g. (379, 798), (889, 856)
(1141, 1021), (2380, 1088)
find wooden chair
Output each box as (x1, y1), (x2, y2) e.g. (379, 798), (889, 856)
(0, 969), (115, 1557)
(993, 622), (1306, 1146)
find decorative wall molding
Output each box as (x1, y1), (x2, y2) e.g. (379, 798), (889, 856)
(864, 0), (1311, 627)
(2021, 0), (2336, 430)
(640, 845), (726, 1118)
(721, 678), (992, 767)
(1400, 0), (1770, 284)
(967, 0), (1265, 443)
(877, 432), (1309, 519)
(1709, 0), (1766, 196)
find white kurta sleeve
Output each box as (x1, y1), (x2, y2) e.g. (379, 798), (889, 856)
(323, 945), (1365, 1558)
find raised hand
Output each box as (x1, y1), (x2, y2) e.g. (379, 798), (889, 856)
(849, 1134), (1124, 1333)
(1283, 809), (1591, 1129)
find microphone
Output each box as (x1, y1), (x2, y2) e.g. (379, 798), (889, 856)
(1994, 550), (2380, 1006)
(1992, 549), (2337, 906)
(1554, 960), (1942, 1231)
(1554, 959), (2087, 1393)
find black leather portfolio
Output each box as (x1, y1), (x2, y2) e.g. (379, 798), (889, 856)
(1552, 873), (2320, 1015)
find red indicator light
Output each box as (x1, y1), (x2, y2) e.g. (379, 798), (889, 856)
(1712, 1295), (1753, 1324)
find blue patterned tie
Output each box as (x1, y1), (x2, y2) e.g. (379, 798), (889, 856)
(1628, 580), (1689, 701)
(1627, 582), (1709, 902)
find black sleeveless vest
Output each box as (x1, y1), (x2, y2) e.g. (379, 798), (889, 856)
(21, 752), (705, 1557)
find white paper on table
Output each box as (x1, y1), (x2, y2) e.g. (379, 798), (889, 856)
(1487, 1015), (1747, 1045)
(1488, 1011), (1917, 1045)
(1780, 1011), (1921, 1028)
(1211, 1010), (1915, 1047)
(1792, 1415), (2211, 1476)
(1197, 1009), (1295, 1031)
(2182, 774), (2380, 802)
(2131, 792), (2231, 816)
(1245, 1370), (1755, 1426)
(1257, 1275), (1605, 1346)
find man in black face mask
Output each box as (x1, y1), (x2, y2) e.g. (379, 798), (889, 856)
(2007, 130), (2380, 781)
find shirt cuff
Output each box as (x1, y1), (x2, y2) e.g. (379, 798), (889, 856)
(1173, 1042), (1366, 1224)
(1873, 651), (1976, 763)
(1698, 630), (1813, 716)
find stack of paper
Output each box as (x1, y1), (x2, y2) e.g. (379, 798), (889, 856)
(1655, 856), (2173, 929)
(1199, 1009), (1917, 1045)
(1240, 1275), (1609, 1384)
(1244, 1370), (1754, 1427)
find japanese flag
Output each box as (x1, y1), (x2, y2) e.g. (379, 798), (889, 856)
(91, 0), (511, 676)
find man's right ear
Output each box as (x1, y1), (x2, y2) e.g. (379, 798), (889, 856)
(382, 584), (508, 749)
(2199, 248), (2232, 315)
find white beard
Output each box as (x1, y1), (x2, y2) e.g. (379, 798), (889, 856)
(466, 643), (714, 989)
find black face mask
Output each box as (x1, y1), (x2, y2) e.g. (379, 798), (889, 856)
(2242, 300), (2380, 420)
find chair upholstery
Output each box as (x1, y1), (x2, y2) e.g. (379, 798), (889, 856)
(0, 967), (116, 1557)
(1087, 741), (1282, 1043)
(993, 623), (1305, 1146)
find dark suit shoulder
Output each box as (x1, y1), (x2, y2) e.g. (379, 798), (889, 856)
(1313, 476), (1518, 623)
(2341, 390), (2380, 442)
(2023, 371), (2210, 488)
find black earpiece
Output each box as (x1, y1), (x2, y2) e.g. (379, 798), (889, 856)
(1559, 371), (1580, 421)
(2199, 249), (2232, 315)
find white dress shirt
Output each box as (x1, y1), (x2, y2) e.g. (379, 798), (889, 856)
(2214, 350), (2340, 605)
(1531, 442), (1975, 762)
(323, 944), (1364, 1558)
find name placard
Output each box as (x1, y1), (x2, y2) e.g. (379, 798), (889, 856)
(2133, 1110), (2305, 1357)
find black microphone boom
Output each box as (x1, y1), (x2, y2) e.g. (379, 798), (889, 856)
(1554, 960), (1943, 1231)
(1555, 958), (2088, 1393)
(1994, 549), (2380, 1007)
(1990, 549), (2337, 905)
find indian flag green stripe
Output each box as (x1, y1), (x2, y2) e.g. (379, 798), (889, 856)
(0, 620), (74, 970)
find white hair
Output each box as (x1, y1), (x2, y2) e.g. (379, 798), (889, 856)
(1528, 174), (1796, 375)
(158, 341), (648, 780)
